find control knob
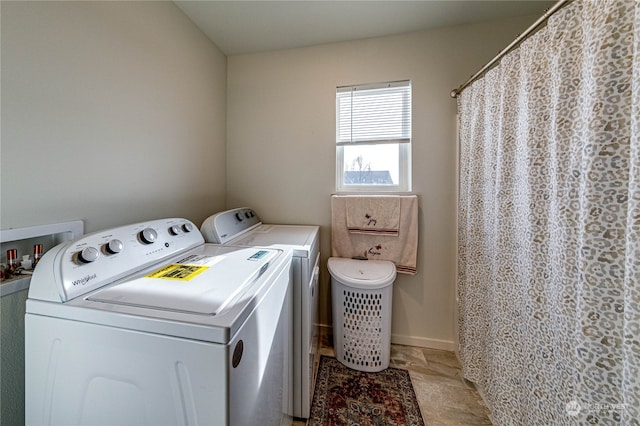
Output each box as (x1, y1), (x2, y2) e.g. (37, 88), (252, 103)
(235, 212), (244, 222)
(105, 239), (123, 254)
(182, 223), (193, 233)
(169, 225), (182, 236)
(139, 228), (158, 244)
(78, 247), (100, 263)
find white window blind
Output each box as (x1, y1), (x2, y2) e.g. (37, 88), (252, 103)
(336, 80), (411, 146)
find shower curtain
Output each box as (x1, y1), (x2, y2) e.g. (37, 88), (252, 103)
(457, 0), (639, 424)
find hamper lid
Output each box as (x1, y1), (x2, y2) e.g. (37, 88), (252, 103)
(327, 257), (396, 289)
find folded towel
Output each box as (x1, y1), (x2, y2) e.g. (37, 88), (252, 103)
(345, 195), (400, 236)
(331, 195), (418, 274)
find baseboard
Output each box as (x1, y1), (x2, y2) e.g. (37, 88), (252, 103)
(390, 334), (456, 351)
(318, 324), (456, 352)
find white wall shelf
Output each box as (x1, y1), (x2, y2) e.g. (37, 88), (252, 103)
(1, 220), (84, 296)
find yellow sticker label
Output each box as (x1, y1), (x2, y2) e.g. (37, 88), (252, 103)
(145, 264), (208, 281)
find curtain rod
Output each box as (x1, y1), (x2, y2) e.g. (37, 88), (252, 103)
(450, 0), (571, 98)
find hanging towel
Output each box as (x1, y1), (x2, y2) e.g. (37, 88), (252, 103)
(345, 195), (400, 236)
(331, 195), (418, 274)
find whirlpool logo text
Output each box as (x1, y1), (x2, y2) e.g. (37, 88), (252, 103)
(72, 274), (97, 286)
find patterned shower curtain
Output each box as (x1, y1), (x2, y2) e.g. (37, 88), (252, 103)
(457, 0), (639, 424)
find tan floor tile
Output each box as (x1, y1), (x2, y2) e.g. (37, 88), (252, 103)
(390, 344), (428, 370)
(409, 370), (491, 425)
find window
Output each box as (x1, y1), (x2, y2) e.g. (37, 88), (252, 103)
(336, 80), (411, 192)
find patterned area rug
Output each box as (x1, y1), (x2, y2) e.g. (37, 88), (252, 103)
(309, 356), (425, 426)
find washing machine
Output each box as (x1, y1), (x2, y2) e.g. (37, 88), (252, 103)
(201, 208), (320, 419)
(25, 218), (293, 426)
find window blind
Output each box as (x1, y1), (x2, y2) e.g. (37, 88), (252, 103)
(336, 80), (411, 146)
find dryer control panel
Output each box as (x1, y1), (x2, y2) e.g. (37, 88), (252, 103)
(201, 207), (262, 244)
(29, 218), (204, 302)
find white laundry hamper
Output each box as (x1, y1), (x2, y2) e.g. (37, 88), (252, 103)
(328, 257), (396, 372)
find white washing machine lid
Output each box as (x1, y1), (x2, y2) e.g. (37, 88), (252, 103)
(227, 224), (319, 258)
(327, 257), (396, 289)
(27, 244), (293, 344)
(88, 246), (279, 315)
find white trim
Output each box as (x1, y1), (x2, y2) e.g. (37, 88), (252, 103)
(390, 334), (456, 351)
(319, 324), (456, 351)
(1, 220), (84, 243)
(318, 324), (457, 355)
(335, 145), (345, 190)
(336, 138), (410, 146)
(337, 80), (410, 92)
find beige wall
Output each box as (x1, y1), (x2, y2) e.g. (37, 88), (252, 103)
(227, 15), (537, 349)
(1, 1), (538, 350)
(1, 1), (227, 233)
(1, 4), (226, 422)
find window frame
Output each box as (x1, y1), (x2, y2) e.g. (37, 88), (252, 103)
(335, 80), (412, 193)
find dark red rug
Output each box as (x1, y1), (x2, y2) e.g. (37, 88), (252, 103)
(309, 356), (425, 426)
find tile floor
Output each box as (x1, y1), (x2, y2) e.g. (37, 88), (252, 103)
(297, 329), (492, 425)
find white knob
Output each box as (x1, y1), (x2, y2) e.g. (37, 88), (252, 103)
(182, 223), (194, 233)
(169, 225), (182, 235)
(139, 228), (157, 244)
(78, 247), (100, 263)
(106, 239), (123, 254)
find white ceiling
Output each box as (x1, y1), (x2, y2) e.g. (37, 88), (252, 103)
(174, 0), (556, 56)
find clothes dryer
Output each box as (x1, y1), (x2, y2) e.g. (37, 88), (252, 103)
(25, 218), (293, 426)
(201, 208), (320, 419)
